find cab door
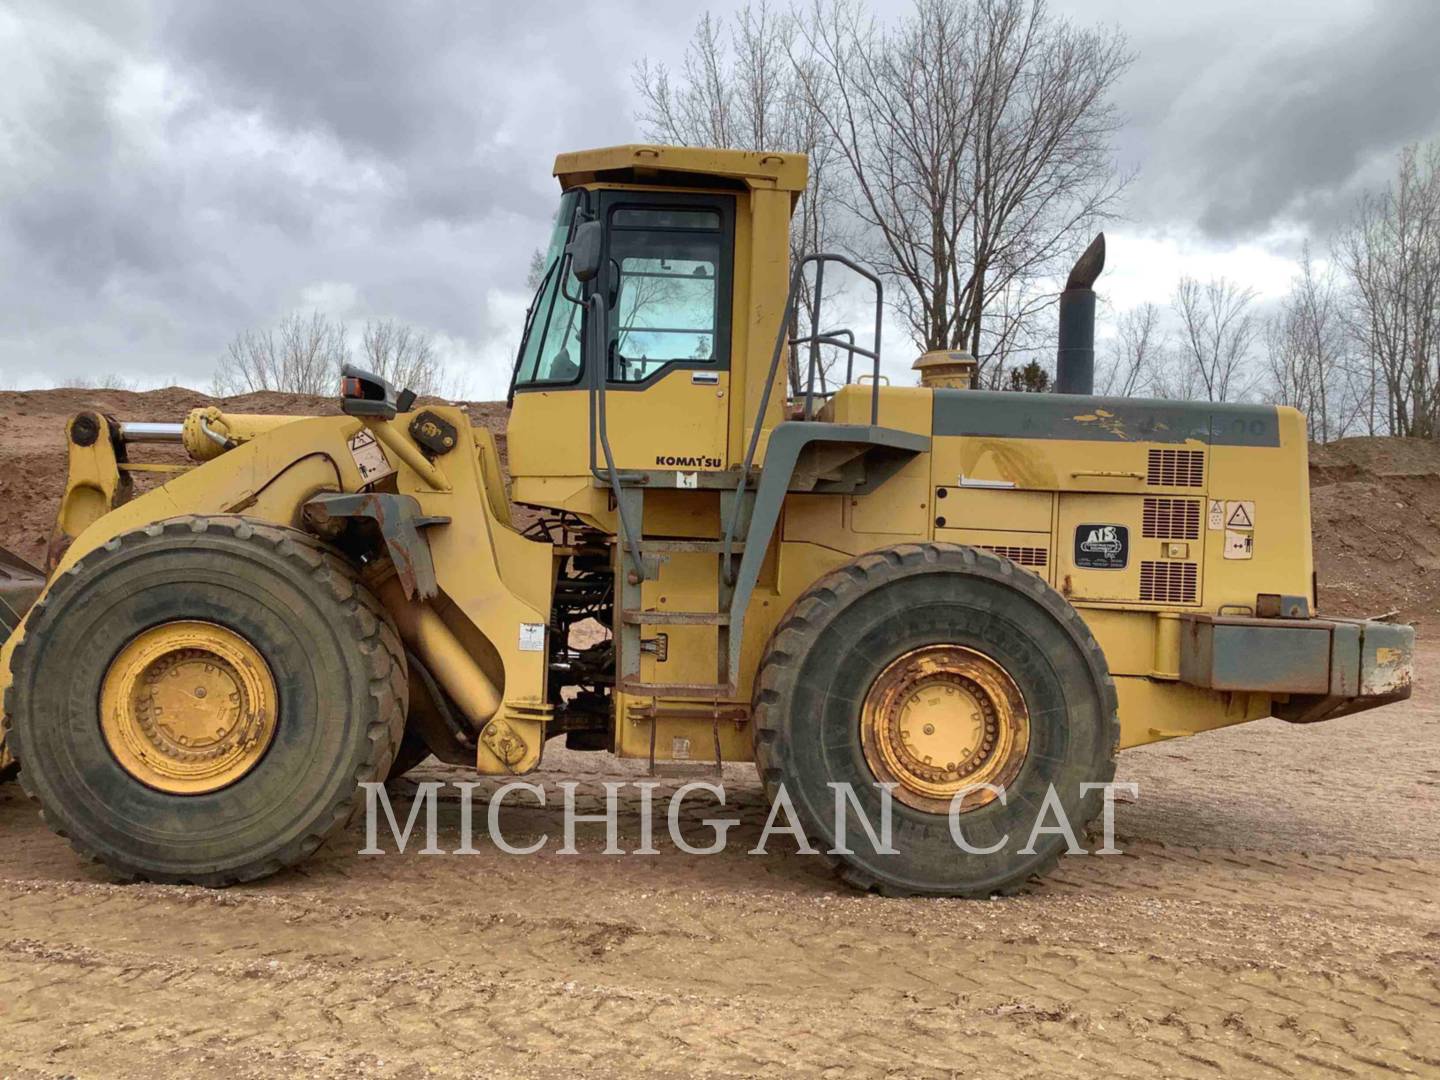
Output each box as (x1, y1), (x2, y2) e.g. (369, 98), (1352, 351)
(596, 191), (734, 473)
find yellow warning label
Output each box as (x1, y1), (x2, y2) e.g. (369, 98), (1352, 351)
(1225, 500), (1255, 530)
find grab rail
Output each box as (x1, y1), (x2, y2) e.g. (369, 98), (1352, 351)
(720, 253), (884, 576)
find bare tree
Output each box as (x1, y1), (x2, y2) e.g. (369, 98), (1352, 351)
(54, 372), (139, 391)
(1096, 302), (1166, 397)
(793, 0), (1131, 379)
(1169, 276), (1259, 402)
(1263, 244), (1361, 441)
(1334, 141), (1440, 438)
(635, 3), (846, 394)
(213, 311), (348, 397)
(975, 276), (1051, 388)
(526, 248), (547, 291)
(214, 312), (451, 398)
(361, 319), (447, 397)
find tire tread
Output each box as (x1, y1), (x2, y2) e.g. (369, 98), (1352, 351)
(751, 542), (1119, 898)
(4, 515), (406, 886)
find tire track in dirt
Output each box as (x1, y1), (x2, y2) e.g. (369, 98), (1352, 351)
(0, 911), (1433, 1079)
(0, 655), (1435, 1076)
(0, 806), (1435, 1079)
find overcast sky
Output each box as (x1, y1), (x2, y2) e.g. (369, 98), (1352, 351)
(2, 0), (1437, 396)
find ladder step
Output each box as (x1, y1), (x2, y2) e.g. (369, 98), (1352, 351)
(635, 540), (745, 554)
(649, 762), (724, 779)
(621, 609), (730, 626)
(619, 678), (735, 696)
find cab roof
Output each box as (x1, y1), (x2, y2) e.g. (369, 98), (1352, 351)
(553, 144), (809, 195)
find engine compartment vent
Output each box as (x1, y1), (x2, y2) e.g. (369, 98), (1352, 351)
(1142, 497), (1202, 540)
(1147, 449), (1205, 488)
(1139, 561), (1199, 603)
(981, 545), (1048, 568)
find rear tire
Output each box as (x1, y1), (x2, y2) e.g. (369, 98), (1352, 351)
(752, 543), (1118, 897)
(5, 516), (407, 885)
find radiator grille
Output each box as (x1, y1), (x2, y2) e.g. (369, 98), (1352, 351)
(1147, 449), (1205, 487)
(981, 545), (1048, 568)
(1139, 561), (1199, 603)
(1142, 497), (1202, 540)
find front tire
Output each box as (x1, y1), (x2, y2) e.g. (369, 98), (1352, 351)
(752, 543), (1118, 897)
(5, 516), (407, 885)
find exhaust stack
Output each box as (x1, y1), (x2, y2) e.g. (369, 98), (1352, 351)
(1055, 233), (1105, 395)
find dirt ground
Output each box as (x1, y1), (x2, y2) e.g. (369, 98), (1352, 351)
(0, 389), (1435, 1077)
(0, 645), (1433, 1078)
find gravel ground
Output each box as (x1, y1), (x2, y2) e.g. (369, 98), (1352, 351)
(0, 647), (1434, 1078)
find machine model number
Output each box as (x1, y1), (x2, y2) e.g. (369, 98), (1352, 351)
(1074, 524), (1129, 570)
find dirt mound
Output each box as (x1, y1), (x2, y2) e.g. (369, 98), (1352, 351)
(1309, 436), (1440, 623)
(0, 388), (337, 567)
(0, 389), (1433, 623)
(0, 387), (511, 568)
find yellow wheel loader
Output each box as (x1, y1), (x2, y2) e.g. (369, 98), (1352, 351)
(0, 146), (1415, 895)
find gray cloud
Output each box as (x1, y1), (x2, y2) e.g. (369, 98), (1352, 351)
(0, 0), (676, 393)
(1098, 0), (1440, 240)
(1, 0), (1437, 394)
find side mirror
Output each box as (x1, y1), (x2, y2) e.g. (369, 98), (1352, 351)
(568, 220), (603, 283)
(339, 364), (398, 420)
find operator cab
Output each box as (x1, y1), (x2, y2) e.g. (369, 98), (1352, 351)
(513, 191), (734, 392)
(503, 146), (808, 521)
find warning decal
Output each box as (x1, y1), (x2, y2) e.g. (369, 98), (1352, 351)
(518, 623), (546, 652)
(347, 429), (395, 485)
(1226, 500), (1255, 529)
(1208, 499), (1225, 531)
(1223, 530), (1254, 560)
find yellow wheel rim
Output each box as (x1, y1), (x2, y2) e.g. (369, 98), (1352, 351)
(860, 645), (1029, 814)
(100, 621), (278, 795)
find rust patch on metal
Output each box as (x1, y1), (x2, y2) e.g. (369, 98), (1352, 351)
(1366, 645), (1412, 697)
(860, 644), (1029, 815)
(304, 492), (448, 600)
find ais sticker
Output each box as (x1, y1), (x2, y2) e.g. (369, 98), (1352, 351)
(1074, 524), (1129, 570)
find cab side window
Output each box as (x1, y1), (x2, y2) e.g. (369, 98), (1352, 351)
(607, 205), (730, 385)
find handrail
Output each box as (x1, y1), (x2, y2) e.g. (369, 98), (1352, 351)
(585, 292), (647, 580)
(578, 246), (885, 587)
(720, 253), (884, 577)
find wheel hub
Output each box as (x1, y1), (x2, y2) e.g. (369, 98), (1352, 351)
(100, 621), (278, 795)
(860, 645), (1029, 813)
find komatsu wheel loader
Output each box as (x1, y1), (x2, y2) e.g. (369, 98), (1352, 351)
(0, 146), (1415, 895)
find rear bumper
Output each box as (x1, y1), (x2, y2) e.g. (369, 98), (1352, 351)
(1179, 613), (1414, 723)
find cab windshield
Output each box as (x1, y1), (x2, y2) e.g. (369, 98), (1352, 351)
(513, 191), (582, 388)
